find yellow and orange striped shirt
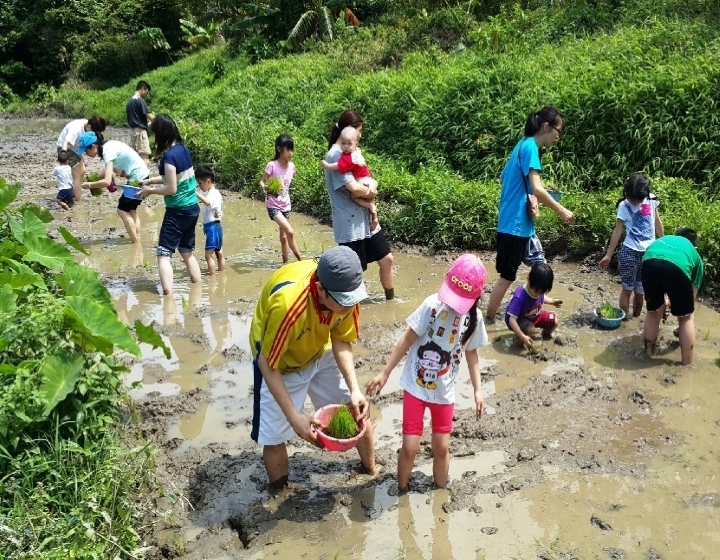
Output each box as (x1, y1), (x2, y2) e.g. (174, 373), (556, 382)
(249, 260), (360, 373)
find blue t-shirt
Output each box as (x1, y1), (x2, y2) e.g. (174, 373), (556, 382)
(498, 137), (542, 238)
(158, 143), (198, 209)
(101, 140), (150, 182)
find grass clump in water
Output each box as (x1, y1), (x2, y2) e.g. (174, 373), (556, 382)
(323, 404), (360, 440)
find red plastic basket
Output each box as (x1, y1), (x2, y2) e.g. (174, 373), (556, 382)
(314, 404), (366, 452)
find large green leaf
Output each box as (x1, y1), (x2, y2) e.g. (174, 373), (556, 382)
(10, 211), (47, 244)
(65, 296), (141, 357)
(0, 181), (21, 212)
(287, 10), (317, 48)
(0, 284), (17, 314)
(16, 202), (54, 224)
(38, 351), (85, 416)
(58, 226), (89, 255)
(0, 258), (45, 289)
(55, 261), (112, 305)
(0, 240), (21, 259)
(134, 320), (171, 359)
(22, 234), (73, 270)
(0, 271), (43, 290)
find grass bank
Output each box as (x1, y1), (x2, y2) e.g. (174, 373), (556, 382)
(0, 178), (168, 557)
(36, 8), (720, 286)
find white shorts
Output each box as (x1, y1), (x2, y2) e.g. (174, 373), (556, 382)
(251, 349), (351, 446)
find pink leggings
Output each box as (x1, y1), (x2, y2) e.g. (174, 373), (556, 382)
(402, 390), (454, 436)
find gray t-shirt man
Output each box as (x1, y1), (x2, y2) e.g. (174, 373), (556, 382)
(323, 144), (372, 244)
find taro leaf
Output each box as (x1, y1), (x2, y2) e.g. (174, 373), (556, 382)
(10, 211), (47, 244)
(23, 234), (73, 270)
(0, 284), (17, 314)
(55, 261), (111, 305)
(39, 351), (85, 416)
(58, 226), (89, 255)
(65, 296), (141, 357)
(134, 320), (171, 359)
(0, 240), (21, 259)
(0, 343), (10, 355)
(0, 258), (45, 289)
(0, 181), (21, 212)
(0, 271), (42, 290)
(16, 202), (54, 224)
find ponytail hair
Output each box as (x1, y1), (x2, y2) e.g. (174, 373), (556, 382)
(87, 115), (107, 133)
(524, 105), (563, 137)
(94, 131), (106, 158)
(328, 109), (364, 148)
(617, 173), (651, 207)
(461, 298), (480, 345)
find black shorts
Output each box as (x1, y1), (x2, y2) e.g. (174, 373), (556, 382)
(496, 232), (529, 282)
(642, 258), (695, 317)
(117, 194), (142, 212)
(339, 229), (391, 271)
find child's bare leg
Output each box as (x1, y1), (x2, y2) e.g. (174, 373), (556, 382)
(273, 212), (301, 262)
(643, 302), (665, 359)
(205, 249), (217, 275)
(677, 314), (695, 365)
(57, 198), (70, 211)
(542, 316), (559, 339)
(619, 288), (632, 319)
(431, 433), (451, 488)
(633, 292), (645, 318)
(215, 249), (226, 272)
(398, 435), (421, 492)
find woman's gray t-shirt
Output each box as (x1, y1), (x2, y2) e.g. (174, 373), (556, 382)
(324, 144), (372, 243)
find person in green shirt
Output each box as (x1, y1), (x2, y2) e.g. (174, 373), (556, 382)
(641, 228), (704, 365)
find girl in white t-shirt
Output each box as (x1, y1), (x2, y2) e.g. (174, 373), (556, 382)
(259, 134), (301, 264)
(366, 254), (489, 492)
(599, 173), (664, 318)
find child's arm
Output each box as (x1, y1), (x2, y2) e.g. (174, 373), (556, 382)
(508, 315), (534, 350)
(259, 171), (271, 193)
(196, 191), (211, 206)
(321, 160), (340, 171)
(598, 219), (624, 269)
(366, 327), (420, 396)
(655, 208), (664, 238)
(465, 349), (484, 419)
(544, 297), (563, 308)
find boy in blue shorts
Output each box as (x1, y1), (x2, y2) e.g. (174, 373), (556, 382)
(505, 263), (563, 351)
(196, 165), (225, 275)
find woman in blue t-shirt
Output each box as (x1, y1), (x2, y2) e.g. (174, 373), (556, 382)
(485, 106), (575, 323)
(139, 114), (201, 295)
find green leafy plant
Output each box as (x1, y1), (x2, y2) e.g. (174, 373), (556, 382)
(266, 177), (283, 196)
(87, 172), (103, 196)
(598, 302), (622, 319)
(323, 404), (359, 440)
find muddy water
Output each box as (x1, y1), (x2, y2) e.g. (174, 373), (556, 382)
(2, 119), (720, 559)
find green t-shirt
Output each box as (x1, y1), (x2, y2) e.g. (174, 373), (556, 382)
(642, 235), (704, 288)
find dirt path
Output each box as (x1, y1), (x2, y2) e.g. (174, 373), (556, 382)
(2, 118), (719, 560)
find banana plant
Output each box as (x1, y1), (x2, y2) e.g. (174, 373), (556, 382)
(286, 0), (360, 49)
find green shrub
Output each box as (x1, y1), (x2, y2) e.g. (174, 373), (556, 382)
(74, 36), (154, 88)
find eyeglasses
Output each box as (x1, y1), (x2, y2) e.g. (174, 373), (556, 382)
(548, 124), (562, 135)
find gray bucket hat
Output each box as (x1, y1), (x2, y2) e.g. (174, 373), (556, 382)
(316, 246), (368, 306)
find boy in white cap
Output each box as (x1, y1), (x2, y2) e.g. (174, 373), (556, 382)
(249, 246), (377, 488)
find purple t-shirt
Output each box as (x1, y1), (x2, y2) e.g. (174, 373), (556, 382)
(265, 160), (295, 212)
(505, 284), (544, 327)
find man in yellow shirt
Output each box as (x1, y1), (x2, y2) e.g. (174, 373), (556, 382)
(250, 246), (376, 488)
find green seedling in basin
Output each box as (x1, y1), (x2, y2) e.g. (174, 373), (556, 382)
(87, 172), (103, 196)
(598, 301), (621, 319)
(324, 404), (359, 440)
(266, 177), (282, 196)
(128, 178), (140, 187)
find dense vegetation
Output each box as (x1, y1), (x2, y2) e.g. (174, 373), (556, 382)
(0, 178), (170, 557)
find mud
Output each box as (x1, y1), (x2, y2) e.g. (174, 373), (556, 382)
(3, 118), (720, 559)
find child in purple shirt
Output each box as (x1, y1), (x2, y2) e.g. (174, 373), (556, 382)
(505, 263), (563, 350)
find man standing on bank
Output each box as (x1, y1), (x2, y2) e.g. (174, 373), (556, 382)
(126, 81), (154, 165)
(249, 246), (377, 488)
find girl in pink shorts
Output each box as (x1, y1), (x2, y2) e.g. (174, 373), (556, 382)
(366, 254), (489, 492)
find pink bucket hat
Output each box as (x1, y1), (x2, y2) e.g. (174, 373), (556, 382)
(438, 254), (487, 314)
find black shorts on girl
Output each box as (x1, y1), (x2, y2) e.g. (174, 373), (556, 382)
(157, 204), (200, 257)
(117, 176), (149, 213)
(268, 208), (291, 221)
(495, 232), (528, 282)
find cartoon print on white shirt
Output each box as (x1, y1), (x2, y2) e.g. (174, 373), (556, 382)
(415, 341), (450, 390)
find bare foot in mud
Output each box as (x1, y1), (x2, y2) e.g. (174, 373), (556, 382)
(358, 463), (382, 477)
